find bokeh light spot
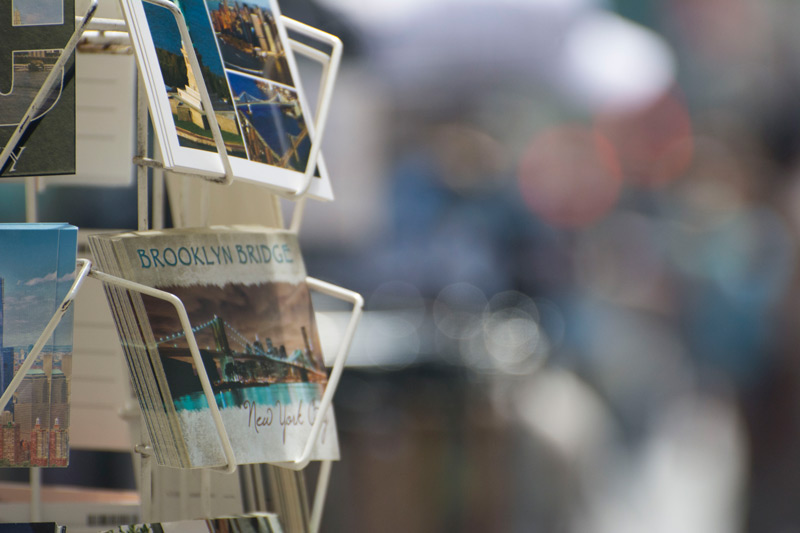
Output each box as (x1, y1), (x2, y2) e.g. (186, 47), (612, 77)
(433, 282), (488, 339)
(595, 91), (693, 187)
(369, 280), (427, 331)
(518, 124), (622, 227)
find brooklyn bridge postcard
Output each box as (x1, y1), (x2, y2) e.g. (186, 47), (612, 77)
(89, 226), (339, 468)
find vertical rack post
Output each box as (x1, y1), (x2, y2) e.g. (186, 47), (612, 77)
(137, 73), (150, 232)
(135, 443), (154, 522)
(25, 178), (38, 223)
(153, 168), (165, 229)
(133, 34), (155, 518)
(29, 468), (42, 522)
(309, 460), (332, 533)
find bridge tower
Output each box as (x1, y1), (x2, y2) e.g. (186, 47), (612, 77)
(211, 315), (237, 383)
(210, 315), (231, 354)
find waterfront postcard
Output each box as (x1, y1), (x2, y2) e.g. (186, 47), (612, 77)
(209, 0), (313, 172)
(120, 0), (333, 199)
(229, 70), (311, 172)
(208, 0), (293, 85)
(90, 227), (338, 467)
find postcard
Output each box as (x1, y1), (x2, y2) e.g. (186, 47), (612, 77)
(0, 0), (76, 177)
(0, 223), (77, 467)
(119, 0), (333, 200)
(89, 227), (339, 468)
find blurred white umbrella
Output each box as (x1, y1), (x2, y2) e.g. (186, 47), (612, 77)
(321, 0), (675, 113)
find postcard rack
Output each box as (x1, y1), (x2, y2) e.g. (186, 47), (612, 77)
(1, 2), (360, 532)
(99, 3), (357, 531)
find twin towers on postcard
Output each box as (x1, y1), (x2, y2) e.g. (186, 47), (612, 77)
(0, 224), (77, 468)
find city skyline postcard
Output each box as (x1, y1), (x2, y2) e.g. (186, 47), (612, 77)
(121, 0), (333, 199)
(207, 0), (293, 85)
(208, 0), (313, 172)
(92, 226), (338, 467)
(0, 223), (77, 467)
(0, 0), (76, 177)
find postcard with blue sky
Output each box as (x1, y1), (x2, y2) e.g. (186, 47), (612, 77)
(0, 224), (76, 350)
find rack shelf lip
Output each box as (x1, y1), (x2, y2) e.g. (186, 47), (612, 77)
(81, 16), (128, 33)
(132, 156), (165, 169)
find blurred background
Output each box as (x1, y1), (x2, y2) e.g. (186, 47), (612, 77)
(6, 0), (800, 531)
(289, 0), (800, 531)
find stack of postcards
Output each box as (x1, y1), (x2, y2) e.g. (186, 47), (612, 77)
(89, 226), (338, 468)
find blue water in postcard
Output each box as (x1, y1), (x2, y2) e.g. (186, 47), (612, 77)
(173, 382), (323, 412)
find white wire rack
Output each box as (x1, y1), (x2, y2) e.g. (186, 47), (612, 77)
(3, 2), (359, 532)
(118, 4), (354, 529)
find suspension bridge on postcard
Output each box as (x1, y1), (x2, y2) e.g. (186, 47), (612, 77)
(154, 315), (326, 385)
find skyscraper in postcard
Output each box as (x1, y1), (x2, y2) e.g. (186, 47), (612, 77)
(0, 223), (76, 467)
